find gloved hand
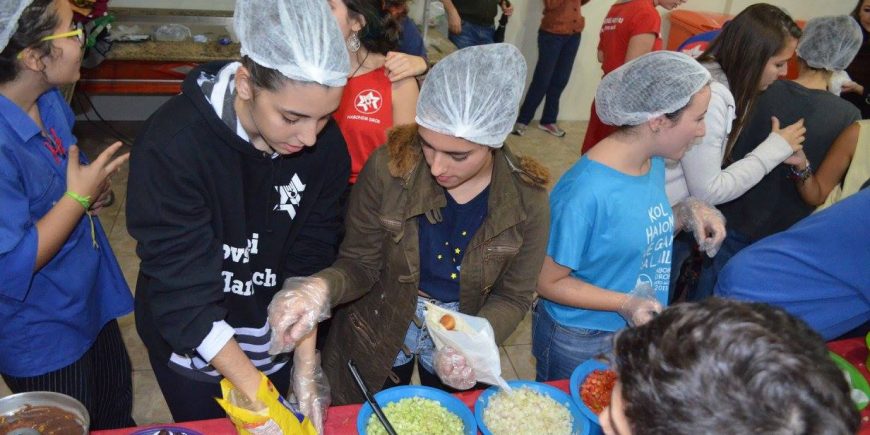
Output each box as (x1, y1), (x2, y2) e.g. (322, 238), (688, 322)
(673, 197), (727, 257)
(216, 371), (318, 435)
(291, 351), (330, 435)
(617, 284), (663, 327)
(433, 346), (476, 390)
(268, 277), (331, 354)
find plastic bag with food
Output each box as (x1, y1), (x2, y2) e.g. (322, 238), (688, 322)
(215, 372), (318, 435)
(424, 302), (511, 390)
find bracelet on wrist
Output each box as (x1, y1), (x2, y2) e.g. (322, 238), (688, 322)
(64, 191), (91, 210)
(64, 191), (99, 249)
(788, 159), (813, 182)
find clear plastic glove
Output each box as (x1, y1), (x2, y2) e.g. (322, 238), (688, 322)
(268, 277), (331, 354)
(673, 197), (727, 257)
(291, 351), (330, 435)
(433, 346), (476, 390)
(217, 371), (318, 435)
(617, 283), (663, 327)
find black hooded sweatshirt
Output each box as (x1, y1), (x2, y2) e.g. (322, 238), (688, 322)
(127, 61), (349, 382)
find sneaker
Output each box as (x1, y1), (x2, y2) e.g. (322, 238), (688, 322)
(538, 123), (566, 137)
(512, 123), (527, 136)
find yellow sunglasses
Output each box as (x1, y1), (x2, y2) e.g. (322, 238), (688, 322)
(17, 23), (84, 59)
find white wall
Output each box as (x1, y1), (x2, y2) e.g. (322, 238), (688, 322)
(501, 0), (854, 121)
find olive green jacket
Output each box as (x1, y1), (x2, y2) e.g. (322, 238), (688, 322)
(318, 125), (550, 404)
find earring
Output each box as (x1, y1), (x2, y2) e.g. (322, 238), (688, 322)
(347, 32), (361, 53)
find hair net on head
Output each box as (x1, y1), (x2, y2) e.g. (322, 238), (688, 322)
(234, 0), (350, 87)
(0, 0), (34, 52)
(596, 51), (710, 127)
(415, 43), (527, 147)
(796, 16), (862, 72)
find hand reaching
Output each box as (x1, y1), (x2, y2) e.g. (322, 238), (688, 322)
(616, 284), (662, 327)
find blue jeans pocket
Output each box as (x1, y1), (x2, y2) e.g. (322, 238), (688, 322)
(532, 303), (615, 381)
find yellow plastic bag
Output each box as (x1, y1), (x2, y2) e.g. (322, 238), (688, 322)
(216, 372), (318, 435)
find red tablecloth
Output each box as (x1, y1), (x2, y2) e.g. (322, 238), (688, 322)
(94, 340), (870, 435)
(92, 380), (571, 435)
(827, 337), (870, 434)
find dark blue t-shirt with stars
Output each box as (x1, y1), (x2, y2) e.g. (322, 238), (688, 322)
(418, 187), (490, 302)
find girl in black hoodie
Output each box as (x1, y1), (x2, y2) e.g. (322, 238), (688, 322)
(127, 0), (350, 427)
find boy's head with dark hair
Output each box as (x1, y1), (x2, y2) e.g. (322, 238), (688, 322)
(602, 298), (859, 435)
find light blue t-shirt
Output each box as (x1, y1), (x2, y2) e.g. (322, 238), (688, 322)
(542, 156), (672, 332)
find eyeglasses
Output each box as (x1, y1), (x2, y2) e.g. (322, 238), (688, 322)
(17, 22), (85, 59)
(40, 22), (85, 45)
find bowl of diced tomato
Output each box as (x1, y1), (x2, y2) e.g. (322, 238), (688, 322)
(569, 359), (617, 434)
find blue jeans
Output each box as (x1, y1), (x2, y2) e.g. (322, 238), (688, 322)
(393, 297), (461, 373)
(691, 228), (751, 301)
(517, 31), (582, 125)
(448, 20), (495, 49)
(531, 301), (615, 382)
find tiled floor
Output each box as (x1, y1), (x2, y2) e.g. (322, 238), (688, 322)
(0, 119), (586, 425)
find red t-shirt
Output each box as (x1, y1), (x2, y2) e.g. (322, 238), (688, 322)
(597, 0), (663, 75)
(583, 0), (663, 154)
(334, 67), (393, 184)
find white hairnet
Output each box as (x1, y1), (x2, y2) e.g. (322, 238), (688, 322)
(0, 0), (34, 52)
(415, 43), (527, 147)
(234, 0), (349, 87)
(596, 51), (711, 127)
(796, 16), (862, 72)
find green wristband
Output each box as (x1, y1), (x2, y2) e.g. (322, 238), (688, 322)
(65, 191), (91, 210)
(64, 191), (98, 248)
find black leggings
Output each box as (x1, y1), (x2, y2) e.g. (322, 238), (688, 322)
(2, 320), (135, 430)
(381, 359), (485, 394)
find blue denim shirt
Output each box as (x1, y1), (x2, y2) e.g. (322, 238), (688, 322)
(0, 89), (133, 377)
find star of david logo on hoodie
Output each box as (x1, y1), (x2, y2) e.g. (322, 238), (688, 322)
(274, 173), (306, 219)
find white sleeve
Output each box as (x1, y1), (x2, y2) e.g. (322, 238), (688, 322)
(680, 84), (793, 205)
(196, 320), (235, 363)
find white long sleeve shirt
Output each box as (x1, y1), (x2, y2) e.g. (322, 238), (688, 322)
(666, 71), (793, 206)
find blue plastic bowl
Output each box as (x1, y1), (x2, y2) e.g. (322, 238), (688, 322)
(569, 359), (612, 435)
(356, 385), (477, 435)
(474, 380), (589, 435)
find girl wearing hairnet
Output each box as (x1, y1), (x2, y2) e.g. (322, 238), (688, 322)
(715, 15), (862, 282)
(790, 17), (867, 211)
(580, 0), (691, 154)
(667, 5), (808, 300)
(534, 51), (726, 381)
(328, 0), (419, 185)
(268, 44), (551, 404)
(0, 0), (134, 428)
(125, 0), (349, 428)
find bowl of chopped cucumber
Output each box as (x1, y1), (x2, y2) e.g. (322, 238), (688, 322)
(356, 385), (476, 435)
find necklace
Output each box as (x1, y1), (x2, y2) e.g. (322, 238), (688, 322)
(349, 50), (371, 78)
